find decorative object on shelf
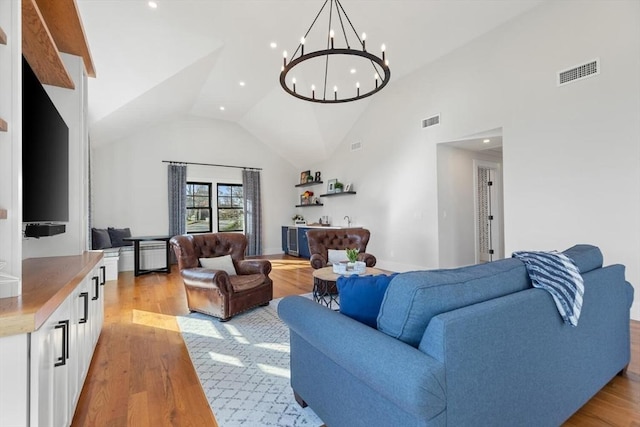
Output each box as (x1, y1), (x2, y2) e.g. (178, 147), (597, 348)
(301, 190), (314, 205)
(279, 0), (391, 104)
(327, 178), (337, 193)
(313, 197), (320, 205)
(300, 170), (311, 184)
(315, 171), (322, 182)
(292, 214), (305, 224)
(344, 183), (352, 192)
(334, 181), (344, 193)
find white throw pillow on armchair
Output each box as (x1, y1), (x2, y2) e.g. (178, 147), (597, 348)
(199, 255), (237, 276)
(327, 249), (350, 264)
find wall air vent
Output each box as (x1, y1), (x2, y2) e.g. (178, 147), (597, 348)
(422, 114), (440, 129)
(350, 141), (362, 151)
(558, 58), (600, 86)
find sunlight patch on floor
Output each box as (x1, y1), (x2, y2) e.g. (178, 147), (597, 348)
(257, 363), (290, 379)
(223, 323), (250, 344)
(255, 342), (290, 353)
(131, 309), (180, 332)
(208, 351), (244, 367)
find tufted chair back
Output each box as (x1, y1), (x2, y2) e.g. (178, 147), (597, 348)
(306, 228), (376, 269)
(172, 233), (247, 271)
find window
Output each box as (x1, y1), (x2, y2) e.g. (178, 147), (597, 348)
(217, 183), (244, 232)
(186, 182), (212, 233)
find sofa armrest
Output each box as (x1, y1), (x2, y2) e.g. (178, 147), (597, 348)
(180, 267), (232, 294)
(236, 259), (272, 275)
(278, 296), (446, 419)
(309, 254), (327, 269)
(357, 252), (377, 267)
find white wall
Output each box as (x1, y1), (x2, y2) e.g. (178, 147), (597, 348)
(306, 0), (639, 319)
(91, 115), (296, 255)
(23, 54), (89, 259)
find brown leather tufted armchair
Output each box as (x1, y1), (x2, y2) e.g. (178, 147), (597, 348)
(170, 233), (273, 321)
(306, 228), (377, 269)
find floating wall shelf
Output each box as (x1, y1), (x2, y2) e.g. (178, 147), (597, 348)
(320, 191), (357, 197)
(295, 203), (324, 208)
(295, 181), (323, 188)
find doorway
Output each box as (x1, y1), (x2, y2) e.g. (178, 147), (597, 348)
(436, 128), (504, 267)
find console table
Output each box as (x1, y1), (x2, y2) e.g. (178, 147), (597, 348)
(123, 235), (172, 276)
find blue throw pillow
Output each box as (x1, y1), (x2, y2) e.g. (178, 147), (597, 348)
(337, 274), (397, 328)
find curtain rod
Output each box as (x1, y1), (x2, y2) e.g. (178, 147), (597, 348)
(162, 160), (262, 171)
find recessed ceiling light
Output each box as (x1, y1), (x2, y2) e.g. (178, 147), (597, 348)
(350, 68), (357, 74)
(220, 106), (225, 111)
(148, 1), (158, 9)
(239, 81), (246, 87)
(270, 42), (277, 49)
(483, 139), (490, 143)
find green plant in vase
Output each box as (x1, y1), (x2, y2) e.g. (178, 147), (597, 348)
(334, 182), (344, 193)
(346, 248), (359, 263)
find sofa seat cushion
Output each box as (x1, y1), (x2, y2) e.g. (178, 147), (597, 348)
(377, 258), (531, 347)
(337, 274), (397, 328)
(230, 274), (266, 292)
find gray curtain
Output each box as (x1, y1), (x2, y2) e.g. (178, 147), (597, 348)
(168, 163), (187, 238)
(242, 169), (262, 256)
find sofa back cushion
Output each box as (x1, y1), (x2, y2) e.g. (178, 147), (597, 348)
(377, 258), (531, 347)
(562, 244), (603, 273)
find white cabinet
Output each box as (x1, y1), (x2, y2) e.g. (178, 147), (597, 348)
(0, 255), (105, 427)
(30, 297), (71, 427)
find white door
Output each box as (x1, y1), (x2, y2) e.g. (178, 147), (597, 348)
(474, 161), (503, 263)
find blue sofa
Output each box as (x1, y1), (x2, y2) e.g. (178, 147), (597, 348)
(278, 245), (634, 426)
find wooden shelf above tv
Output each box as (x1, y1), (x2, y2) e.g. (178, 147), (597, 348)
(22, 0), (96, 90)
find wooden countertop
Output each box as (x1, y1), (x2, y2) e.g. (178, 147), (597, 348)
(0, 252), (103, 337)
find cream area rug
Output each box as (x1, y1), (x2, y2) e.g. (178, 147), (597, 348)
(177, 298), (323, 427)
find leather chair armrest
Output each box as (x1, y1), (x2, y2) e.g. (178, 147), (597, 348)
(236, 259), (272, 275)
(181, 268), (233, 294)
(358, 253), (377, 267)
(310, 254), (328, 269)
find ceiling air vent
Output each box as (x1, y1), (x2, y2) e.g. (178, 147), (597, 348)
(422, 114), (440, 129)
(350, 141), (362, 151)
(558, 58), (599, 86)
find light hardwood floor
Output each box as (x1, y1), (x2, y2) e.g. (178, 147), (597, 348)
(72, 255), (639, 426)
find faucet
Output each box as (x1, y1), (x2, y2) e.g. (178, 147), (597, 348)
(344, 215), (352, 227)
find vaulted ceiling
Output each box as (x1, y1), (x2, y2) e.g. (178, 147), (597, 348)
(77, 0), (544, 167)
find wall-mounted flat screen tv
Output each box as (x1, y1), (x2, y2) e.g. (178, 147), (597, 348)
(22, 56), (69, 223)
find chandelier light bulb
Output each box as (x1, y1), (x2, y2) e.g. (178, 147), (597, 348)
(381, 44), (386, 52)
(330, 29), (335, 48)
(300, 37), (305, 55)
(362, 32), (367, 50)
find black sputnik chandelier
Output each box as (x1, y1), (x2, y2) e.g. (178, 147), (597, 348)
(279, 0), (391, 104)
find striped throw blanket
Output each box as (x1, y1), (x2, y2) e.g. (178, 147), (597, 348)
(512, 251), (584, 326)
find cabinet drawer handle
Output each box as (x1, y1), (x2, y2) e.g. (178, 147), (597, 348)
(79, 292), (89, 323)
(54, 320), (69, 367)
(91, 276), (99, 301)
(100, 265), (106, 285)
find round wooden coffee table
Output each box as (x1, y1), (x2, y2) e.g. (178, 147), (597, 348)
(312, 266), (386, 309)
